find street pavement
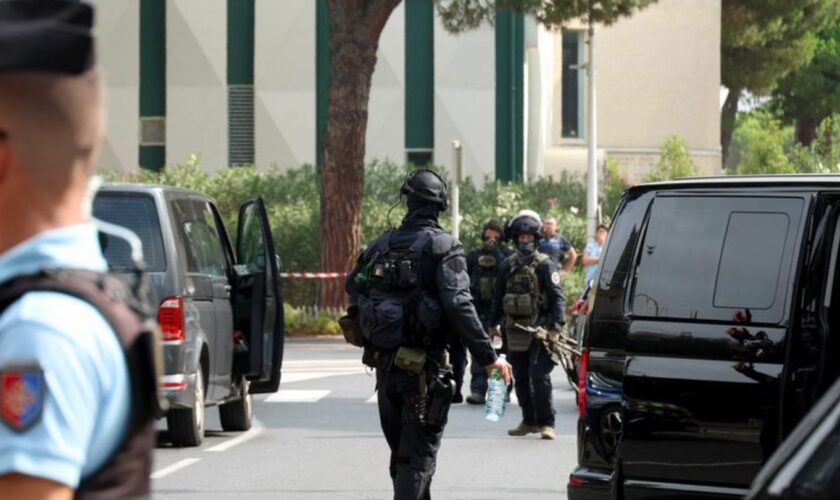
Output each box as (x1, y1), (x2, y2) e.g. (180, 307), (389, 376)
(151, 337), (578, 499)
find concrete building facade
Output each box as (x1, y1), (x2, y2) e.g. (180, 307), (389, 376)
(91, 0), (721, 182)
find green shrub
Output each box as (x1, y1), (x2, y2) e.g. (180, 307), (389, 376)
(731, 111), (795, 175)
(602, 157), (630, 220)
(646, 135), (697, 182)
(790, 114), (840, 173)
(100, 160), (592, 306)
(563, 266), (587, 312)
(282, 303), (341, 336)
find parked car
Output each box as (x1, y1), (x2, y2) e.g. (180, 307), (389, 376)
(92, 184), (284, 447)
(569, 175), (840, 499)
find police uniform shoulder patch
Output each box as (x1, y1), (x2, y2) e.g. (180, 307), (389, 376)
(551, 271), (561, 285)
(447, 257), (466, 273)
(1, 366), (45, 432)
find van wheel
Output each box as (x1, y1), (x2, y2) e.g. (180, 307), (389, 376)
(167, 366), (205, 447)
(219, 378), (252, 432)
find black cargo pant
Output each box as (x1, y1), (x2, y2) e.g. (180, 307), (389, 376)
(376, 368), (446, 500)
(508, 340), (556, 427)
(449, 340), (467, 397)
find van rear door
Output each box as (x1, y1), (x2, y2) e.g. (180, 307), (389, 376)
(232, 197), (284, 394)
(620, 194), (809, 498)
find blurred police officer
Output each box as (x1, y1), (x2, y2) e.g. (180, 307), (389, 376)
(346, 169), (512, 499)
(457, 220), (511, 405)
(0, 2), (159, 498)
(538, 216), (577, 274)
(491, 210), (565, 440)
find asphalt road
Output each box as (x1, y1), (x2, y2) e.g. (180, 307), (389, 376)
(151, 338), (578, 499)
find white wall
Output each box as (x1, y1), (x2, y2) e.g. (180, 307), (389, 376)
(167, 0), (228, 171)
(434, 17), (496, 183)
(365, 3), (406, 165)
(255, 0), (316, 170)
(92, 0), (139, 172)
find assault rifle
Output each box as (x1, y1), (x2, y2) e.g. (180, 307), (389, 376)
(510, 323), (580, 366)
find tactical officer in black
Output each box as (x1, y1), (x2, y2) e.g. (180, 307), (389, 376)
(451, 220), (511, 405)
(345, 170), (512, 500)
(490, 210), (565, 440)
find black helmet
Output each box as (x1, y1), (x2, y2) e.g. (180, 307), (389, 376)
(482, 219), (504, 239)
(401, 169), (448, 210)
(505, 210), (543, 241)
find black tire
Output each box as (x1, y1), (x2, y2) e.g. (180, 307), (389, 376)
(167, 366), (205, 447)
(219, 379), (252, 432)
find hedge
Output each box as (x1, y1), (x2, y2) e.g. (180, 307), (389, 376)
(101, 158), (595, 325)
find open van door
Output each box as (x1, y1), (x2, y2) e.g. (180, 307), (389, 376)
(233, 197), (284, 394)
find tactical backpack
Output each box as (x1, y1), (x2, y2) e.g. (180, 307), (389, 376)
(355, 231), (442, 350)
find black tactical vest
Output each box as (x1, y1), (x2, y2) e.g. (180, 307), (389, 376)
(0, 268), (162, 499)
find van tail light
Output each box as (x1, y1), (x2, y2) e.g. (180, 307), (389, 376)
(568, 475), (586, 487)
(578, 348), (590, 416)
(158, 296), (185, 342)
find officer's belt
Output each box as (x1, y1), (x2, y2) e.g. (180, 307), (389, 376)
(363, 345), (446, 373)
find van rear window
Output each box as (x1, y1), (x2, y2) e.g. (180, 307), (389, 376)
(92, 193), (166, 272)
(631, 196), (803, 324)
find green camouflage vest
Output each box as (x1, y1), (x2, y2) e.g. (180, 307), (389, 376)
(502, 252), (549, 351)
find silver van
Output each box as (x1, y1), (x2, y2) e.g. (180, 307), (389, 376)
(92, 184), (284, 447)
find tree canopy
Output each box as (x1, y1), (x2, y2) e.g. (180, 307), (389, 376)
(722, 0), (840, 94)
(773, 25), (840, 144)
(435, 0), (656, 33)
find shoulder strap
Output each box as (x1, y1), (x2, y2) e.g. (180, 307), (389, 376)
(409, 229), (437, 254)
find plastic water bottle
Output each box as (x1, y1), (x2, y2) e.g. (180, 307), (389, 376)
(485, 354), (507, 422)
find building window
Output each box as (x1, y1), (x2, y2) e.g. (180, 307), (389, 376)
(561, 31), (584, 140)
(407, 150), (433, 167)
(630, 196), (803, 324)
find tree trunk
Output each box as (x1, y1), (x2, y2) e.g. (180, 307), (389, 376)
(796, 113), (818, 146)
(318, 0), (401, 308)
(721, 87), (741, 170)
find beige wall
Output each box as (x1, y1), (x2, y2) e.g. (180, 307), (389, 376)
(434, 17), (496, 183)
(91, 0), (139, 173)
(166, 0), (228, 171)
(546, 0), (722, 179)
(255, 0), (316, 170)
(366, 3), (406, 165)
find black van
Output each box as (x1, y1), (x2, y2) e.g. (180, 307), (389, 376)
(569, 176), (840, 499)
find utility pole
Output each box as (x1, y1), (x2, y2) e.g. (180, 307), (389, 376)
(452, 140), (463, 240)
(585, 18), (598, 243)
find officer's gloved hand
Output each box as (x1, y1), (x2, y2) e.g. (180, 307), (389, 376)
(486, 357), (513, 385)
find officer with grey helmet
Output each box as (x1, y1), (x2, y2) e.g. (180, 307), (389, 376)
(490, 210), (565, 440)
(345, 169), (512, 499)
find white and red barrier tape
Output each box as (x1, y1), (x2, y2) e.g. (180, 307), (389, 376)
(279, 272), (348, 279)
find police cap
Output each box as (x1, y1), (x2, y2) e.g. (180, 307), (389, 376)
(0, 0), (95, 75)
(401, 169), (449, 210)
